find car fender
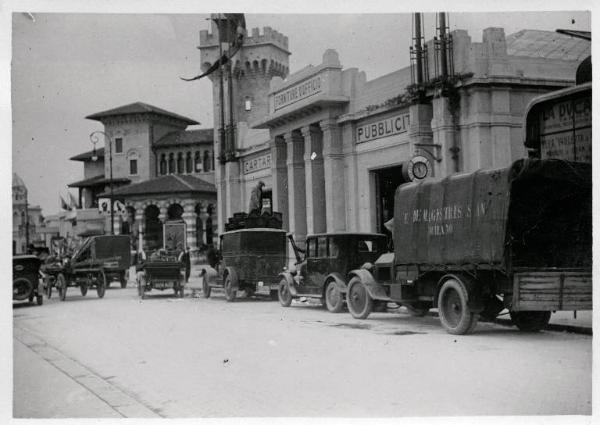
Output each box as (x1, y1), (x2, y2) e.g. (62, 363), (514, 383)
(324, 272), (348, 294)
(277, 272), (298, 296)
(347, 268), (390, 301)
(223, 267), (239, 289)
(199, 266), (220, 287)
(435, 273), (484, 313)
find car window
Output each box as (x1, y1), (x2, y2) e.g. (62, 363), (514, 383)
(307, 238), (316, 258)
(317, 236), (327, 258)
(329, 238), (339, 258)
(358, 239), (376, 253)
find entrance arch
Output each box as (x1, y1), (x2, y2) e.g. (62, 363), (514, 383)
(144, 205), (162, 251)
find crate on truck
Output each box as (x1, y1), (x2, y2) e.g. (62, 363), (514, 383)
(346, 158), (592, 334)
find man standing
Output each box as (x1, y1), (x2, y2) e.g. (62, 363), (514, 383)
(178, 246), (191, 283)
(248, 180), (265, 215)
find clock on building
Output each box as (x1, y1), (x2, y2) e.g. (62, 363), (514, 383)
(406, 155), (431, 181)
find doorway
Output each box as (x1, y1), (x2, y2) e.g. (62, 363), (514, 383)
(373, 165), (407, 236)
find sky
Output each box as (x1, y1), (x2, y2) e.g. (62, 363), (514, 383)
(5, 3), (594, 217)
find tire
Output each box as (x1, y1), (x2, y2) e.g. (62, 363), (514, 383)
(13, 278), (33, 301)
(510, 310), (551, 332)
(57, 273), (67, 302)
(80, 284), (88, 297)
(346, 277), (373, 319)
(278, 278), (292, 307)
(224, 274), (236, 302)
(437, 278), (479, 335)
(96, 271), (106, 299)
(201, 275), (211, 298)
(36, 294), (43, 306)
(325, 280), (344, 313)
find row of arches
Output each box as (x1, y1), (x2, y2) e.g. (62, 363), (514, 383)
(158, 150), (214, 175)
(120, 202), (215, 252)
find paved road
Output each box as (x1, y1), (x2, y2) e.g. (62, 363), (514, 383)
(13, 286), (592, 418)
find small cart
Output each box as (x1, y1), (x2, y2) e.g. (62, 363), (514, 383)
(136, 253), (185, 299)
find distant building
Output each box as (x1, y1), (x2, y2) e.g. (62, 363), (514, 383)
(199, 23), (590, 246)
(67, 102), (217, 253)
(12, 173), (47, 254)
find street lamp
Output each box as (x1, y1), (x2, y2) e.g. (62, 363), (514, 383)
(90, 131), (114, 235)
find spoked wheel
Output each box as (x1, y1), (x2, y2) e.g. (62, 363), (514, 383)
(57, 273), (67, 302)
(96, 271), (106, 299)
(437, 277), (479, 335)
(278, 278), (292, 307)
(80, 284), (88, 297)
(325, 280), (344, 313)
(201, 274), (211, 298)
(224, 275), (236, 302)
(510, 310), (551, 332)
(346, 277), (373, 319)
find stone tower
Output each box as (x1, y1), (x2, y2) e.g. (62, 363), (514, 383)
(198, 21), (290, 228)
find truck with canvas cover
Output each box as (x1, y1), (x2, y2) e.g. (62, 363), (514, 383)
(346, 158), (592, 334)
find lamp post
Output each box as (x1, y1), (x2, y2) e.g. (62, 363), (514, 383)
(90, 131), (114, 235)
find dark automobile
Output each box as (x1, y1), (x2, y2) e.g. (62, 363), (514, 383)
(200, 228), (287, 301)
(278, 233), (387, 312)
(136, 251), (185, 299)
(13, 255), (44, 306)
(44, 235), (131, 301)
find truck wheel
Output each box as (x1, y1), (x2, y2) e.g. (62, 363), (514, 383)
(201, 275), (211, 298)
(510, 311), (551, 332)
(96, 272), (106, 298)
(224, 275), (236, 302)
(278, 278), (292, 307)
(57, 274), (67, 301)
(347, 277), (373, 319)
(80, 284), (88, 297)
(325, 280), (344, 313)
(36, 294), (43, 306)
(437, 278), (479, 335)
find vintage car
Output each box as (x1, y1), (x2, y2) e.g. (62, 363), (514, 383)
(13, 255), (44, 306)
(200, 228), (287, 301)
(136, 251), (185, 299)
(44, 235), (131, 301)
(277, 233), (388, 312)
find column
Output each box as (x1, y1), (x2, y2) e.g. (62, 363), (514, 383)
(270, 135), (289, 230)
(135, 207), (145, 251)
(431, 96), (457, 177)
(182, 201), (197, 250)
(225, 161), (242, 218)
(286, 130), (307, 246)
(320, 119), (346, 232)
(198, 204), (208, 245)
(302, 125), (326, 234)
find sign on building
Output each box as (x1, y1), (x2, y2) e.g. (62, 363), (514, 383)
(356, 113), (410, 144)
(274, 75), (322, 110)
(243, 153), (272, 174)
(164, 221), (186, 251)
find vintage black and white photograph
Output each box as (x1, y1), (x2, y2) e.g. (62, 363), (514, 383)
(4, 0), (595, 422)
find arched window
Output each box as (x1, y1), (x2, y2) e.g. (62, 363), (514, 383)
(203, 150), (210, 172)
(186, 152), (192, 173)
(168, 153), (175, 174)
(160, 154), (167, 175)
(177, 153), (184, 174)
(194, 151), (202, 172)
